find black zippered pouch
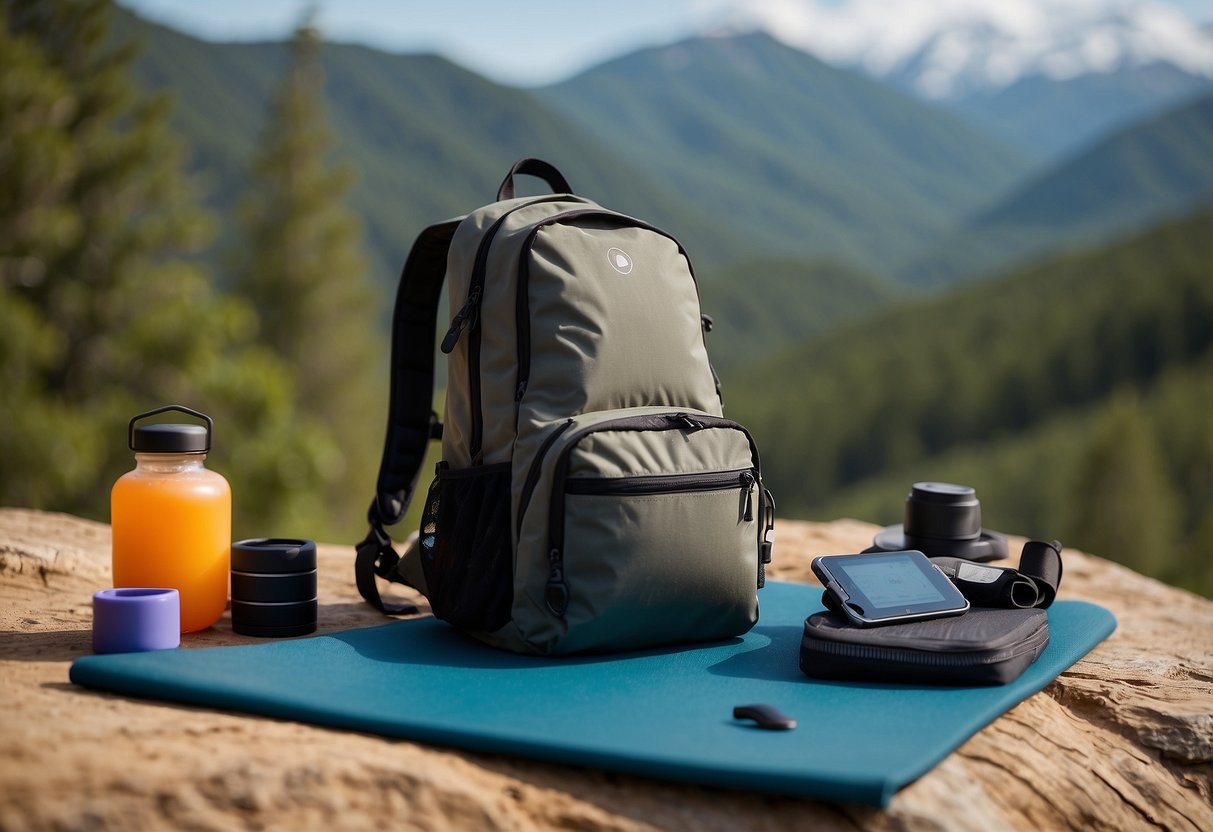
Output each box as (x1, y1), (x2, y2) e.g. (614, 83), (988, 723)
(799, 607), (1049, 686)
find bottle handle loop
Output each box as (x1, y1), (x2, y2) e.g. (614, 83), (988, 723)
(128, 405), (213, 452)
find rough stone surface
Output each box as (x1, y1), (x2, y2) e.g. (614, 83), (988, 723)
(0, 507), (1209, 831)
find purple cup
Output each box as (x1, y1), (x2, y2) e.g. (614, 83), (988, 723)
(92, 588), (181, 654)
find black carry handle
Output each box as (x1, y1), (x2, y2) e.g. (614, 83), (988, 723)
(496, 157), (573, 201)
(128, 405), (213, 452)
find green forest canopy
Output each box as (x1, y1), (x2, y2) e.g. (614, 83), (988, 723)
(725, 212), (1212, 595)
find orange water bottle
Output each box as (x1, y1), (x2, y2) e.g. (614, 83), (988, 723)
(111, 405), (231, 633)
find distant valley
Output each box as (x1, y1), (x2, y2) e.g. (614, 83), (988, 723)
(903, 92), (1213, 285)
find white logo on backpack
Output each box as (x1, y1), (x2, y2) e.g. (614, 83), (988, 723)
(606, 247), (633, 275)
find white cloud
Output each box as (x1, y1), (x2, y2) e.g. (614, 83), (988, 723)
(696, 0), (1213, 97)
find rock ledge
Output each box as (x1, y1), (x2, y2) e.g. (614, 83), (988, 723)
(0, 508), (1209, 830)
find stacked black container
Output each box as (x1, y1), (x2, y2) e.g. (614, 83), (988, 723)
(230, 538), (318, 637)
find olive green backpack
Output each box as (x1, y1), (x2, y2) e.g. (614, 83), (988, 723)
(356, 158), (774, 654)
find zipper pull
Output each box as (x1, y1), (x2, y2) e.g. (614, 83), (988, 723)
(440, 287), (482, 354)
(544, 549), (570, 616)
(740, 471), (755, 522)
(668, 413), (705, 431)
(761, 486), (776, 564)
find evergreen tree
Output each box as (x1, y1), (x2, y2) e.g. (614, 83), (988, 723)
(0, 20), (86, 505)
(0, 0), (323, 536)
(231, 20), (383, 539)
(1065, 392), (1181, 577)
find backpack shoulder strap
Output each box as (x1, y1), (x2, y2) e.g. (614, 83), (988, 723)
(355, 217), (462, 615)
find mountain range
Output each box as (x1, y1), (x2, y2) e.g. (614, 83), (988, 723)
(722, 1), (1213, 97)
(947, 62), (1212, 158)
(114, 3), (1212, 299)
(721, 0), (1213, 158)
(904, 91), (1213, 284)
(114, 10), (756, 281)
(539, 32), (1028, 276)
(117, 11), (1034, 283)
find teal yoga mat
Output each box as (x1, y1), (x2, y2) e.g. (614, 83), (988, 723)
(70, 582), (1115, 807)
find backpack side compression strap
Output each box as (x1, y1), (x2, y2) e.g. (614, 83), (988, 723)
(356, 218), (461, 615)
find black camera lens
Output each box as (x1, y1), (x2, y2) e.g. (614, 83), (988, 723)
(869, 482), (1007, 562)
(904, 482), (983, 541)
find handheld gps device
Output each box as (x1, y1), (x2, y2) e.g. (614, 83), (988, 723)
(811, 550), (970, 627)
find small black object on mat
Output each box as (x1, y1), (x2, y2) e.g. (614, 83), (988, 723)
(733, 703), (797, 730)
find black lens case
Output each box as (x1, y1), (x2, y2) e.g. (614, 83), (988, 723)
(230, 538), (318, 637)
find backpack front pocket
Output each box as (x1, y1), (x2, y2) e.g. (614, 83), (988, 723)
(516, 409), (764, 653)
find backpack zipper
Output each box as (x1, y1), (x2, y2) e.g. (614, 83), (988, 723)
(567, 468), (757, 529)
(515, 418), (574, 538)
(513, 209), (703, 406)
(439, 195), (576, 464)
(534, 412), (761, 617)
(567, 467), (755, 505)
(516, 410), (745, 540)
(801, 625), (1049, 667)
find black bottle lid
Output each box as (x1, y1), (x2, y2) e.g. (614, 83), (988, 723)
(129, 405), (212, 453)
(231, 538), (317, 574)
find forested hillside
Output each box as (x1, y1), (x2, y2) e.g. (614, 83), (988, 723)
(815, 354), (1212, 595)
(699, 258), (899, 374)
(906, 93), (1213, 285)
(110, 8), (758, 278)
(115, 12), (1040, 283)
(948, 63), (1212, 159)
(112, 4), (1212, 296)
(541, 32), (1029, 275)
(726, 212), (1212, 592)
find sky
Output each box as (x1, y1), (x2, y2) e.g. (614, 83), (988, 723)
(118, 0), (1213, 87)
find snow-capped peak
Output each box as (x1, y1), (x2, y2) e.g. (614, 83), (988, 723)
(708, 0), (1213, 100)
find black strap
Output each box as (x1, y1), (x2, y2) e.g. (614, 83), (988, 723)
(1018, 539), (1063, 608)
(931, 539), (1063, 610)
(496, 157), (573, 201)
(823, 540), (1063, 618)
(355, 514), (416, 615)
(356, 218), (460, 615)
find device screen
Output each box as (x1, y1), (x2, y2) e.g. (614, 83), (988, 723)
(843, 559), (945, 608)
(813, 550), (968, 625)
